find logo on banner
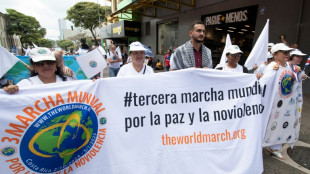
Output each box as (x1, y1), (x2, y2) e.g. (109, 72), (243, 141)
(89, 60), (98, 68)
(279, 70), (295, 98)
(1, 146), (16, 157)
(20, 104), (98, 173)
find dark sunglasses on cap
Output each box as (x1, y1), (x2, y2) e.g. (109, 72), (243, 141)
(277, 50), (290, 55)
(230, 53), (242, 58)
(34, 61), (56, 66)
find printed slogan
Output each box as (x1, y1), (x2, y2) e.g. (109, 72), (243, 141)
(0, 69), (282, 174)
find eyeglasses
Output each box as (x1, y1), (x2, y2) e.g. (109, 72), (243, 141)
(230, 54), (242, 58)
(277, 50), (290, 55)
(34, 61), (56, 66)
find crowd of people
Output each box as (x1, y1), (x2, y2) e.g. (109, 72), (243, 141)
(1, 20), (309, 161)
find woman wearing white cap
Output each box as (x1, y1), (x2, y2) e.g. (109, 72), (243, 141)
(215, 45), (248, 73)
(3, 47), (74, 94)
(289, 49), (308, 80)
(117, 41), (154, 77)
(262, 43), (302, 159)
(289, 49), (307, 66)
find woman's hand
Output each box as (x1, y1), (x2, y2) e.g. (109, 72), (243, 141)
(2, 85), (19, 94)
(273, 63), (279, 70)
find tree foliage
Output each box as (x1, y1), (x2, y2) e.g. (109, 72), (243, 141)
(5, 9), (46, 46)
(37, 38), (55, 48)
(57, 40), (74, 51)
(66, 2), (111, 45)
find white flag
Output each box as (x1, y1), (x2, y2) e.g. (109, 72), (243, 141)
(23, 46), (31, 56)
(75, 48), (107, 78)
(116, 46), (123, 65)
(97, 46), (106, 56)
(32, 42), (38, 48)
(219, 34), (232, 66)
(0, 46), (20, 78)
(244, 19), (269, 70)
(116, 46), (122, 56)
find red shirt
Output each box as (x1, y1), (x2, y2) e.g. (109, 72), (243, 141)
(193, 47), (202, 68)
(164, 54), (171, 66)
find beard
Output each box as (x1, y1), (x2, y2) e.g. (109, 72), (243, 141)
(192, 35), (204, 43)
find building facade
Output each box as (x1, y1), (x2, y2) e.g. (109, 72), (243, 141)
(0, 12), (22, 54)
(108, 0), (310, 93)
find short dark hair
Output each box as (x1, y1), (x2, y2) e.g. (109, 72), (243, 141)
(190, 21), (205, 31)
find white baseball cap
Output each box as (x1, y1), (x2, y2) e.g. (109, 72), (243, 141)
(29, 47), (56, 62)
(290, 49), (307, 56)
(270, 43), (293, 54)
(129, 41), (147, 52)
(226, 45), (243, 54)
(268, 43), (275, 48)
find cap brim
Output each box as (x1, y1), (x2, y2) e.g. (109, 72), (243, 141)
(228, 51), (243, 54)
(296, 53), (307, 56)
(31, 56), (56, 62)
(130, 48), (147, 52)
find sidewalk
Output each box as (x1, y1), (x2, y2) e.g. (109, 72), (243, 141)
(263, 93), (310, 174)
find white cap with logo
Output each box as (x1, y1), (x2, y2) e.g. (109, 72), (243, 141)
(129, 41), (147, 52)
(290, 49), (307, 56)
(270, 43), (293, 54)
(226, 45), (243, 54)
(29, 47), (56, 62)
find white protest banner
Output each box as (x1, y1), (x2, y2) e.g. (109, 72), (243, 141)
(262, 65), (303, 147)
(0, 46), (20, 78)
(0, 69), (280, 174)
(76, 48), (107, 78)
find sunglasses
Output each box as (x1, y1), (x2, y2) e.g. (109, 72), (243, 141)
(34, 61), (56, 66)
(230, 54), (242, 58)
(277, 50), (290, 55)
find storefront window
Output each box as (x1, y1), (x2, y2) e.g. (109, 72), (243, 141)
(202, 5), (258, 66)
(157, 20), (178, 55)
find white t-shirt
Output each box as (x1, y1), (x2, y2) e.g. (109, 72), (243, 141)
(264, 61), (289, 75)
(17, 75), (74, 88)
(117, 63), (154, 77)
(221, 64), (243, 73)
(107, 51), (121, 69)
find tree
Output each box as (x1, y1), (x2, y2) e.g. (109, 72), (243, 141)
(37, 38), (55, 48)
(57, 40), (74, 51)
(66, 2), (111, 46)
(5, 9), (46, 46)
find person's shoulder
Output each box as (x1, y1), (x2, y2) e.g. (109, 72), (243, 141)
(117, 64), (132, 77)
(266, 62), (276, 69)
(17, 76), (37, 87)
(119, 63), (132, 72)
(121, 63), (131, 69)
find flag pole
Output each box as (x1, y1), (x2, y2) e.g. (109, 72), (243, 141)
(18, 59), (32, 70)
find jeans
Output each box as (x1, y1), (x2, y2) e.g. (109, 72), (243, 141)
(166, 66), (170, 71)
(109, 67), (120, 77)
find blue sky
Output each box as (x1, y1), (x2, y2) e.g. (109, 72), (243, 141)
(0, 0), (111, 40)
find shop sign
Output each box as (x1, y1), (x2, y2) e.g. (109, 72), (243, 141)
(202, 5), (258, 26)
(111, 21), (141, 37)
